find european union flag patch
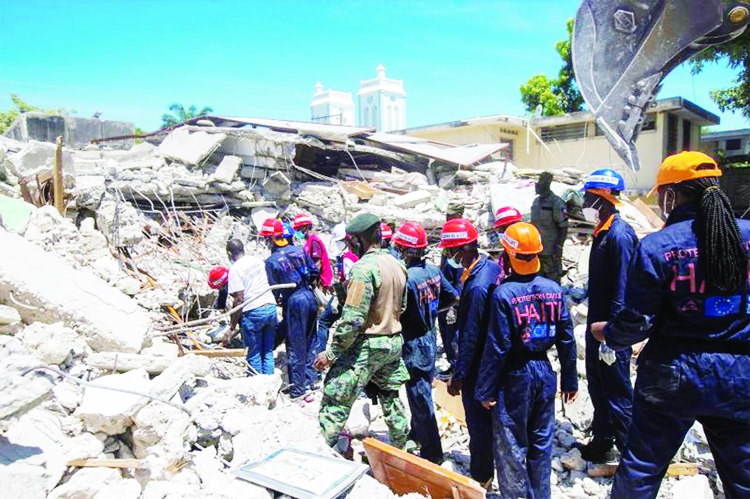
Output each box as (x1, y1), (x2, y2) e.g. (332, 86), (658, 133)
(705, 295), (741, 317)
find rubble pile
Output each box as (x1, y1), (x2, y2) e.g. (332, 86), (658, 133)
(0, 125), (719, 499)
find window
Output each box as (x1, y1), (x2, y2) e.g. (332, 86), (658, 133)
(666, 113), (679, 155)
(726, 138), (742, 151)
(682, 119), (692, 150)
(540, 123), (587, 142)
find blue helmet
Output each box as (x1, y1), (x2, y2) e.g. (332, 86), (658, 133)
(583, 169), (625, 192)
(282, 221), (294, 240)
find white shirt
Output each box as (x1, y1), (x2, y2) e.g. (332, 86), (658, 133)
(227, 254), (276, 312)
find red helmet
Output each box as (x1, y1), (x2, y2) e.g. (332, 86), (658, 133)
(208, 266), (229, 290)
(260, 218), (283, 238)
(439, 218), (478, 248)
(393, 222), (428, 249)
(494, 206), (523, 230)
(292, 213), (314, 230)
(380, 223), (393, 240)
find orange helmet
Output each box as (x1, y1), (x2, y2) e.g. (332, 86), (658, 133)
(292, 213), (314, 230)
(260, 218), (283, 238)
(647, 151), (722, 196)
(208, 266), (229, 290)
(500, 222), (543, 275)
(439, 218), (478, 248)
(393, 222), (428, 249)
(494, 206), (523, 230)
(380, 223), (393, 241)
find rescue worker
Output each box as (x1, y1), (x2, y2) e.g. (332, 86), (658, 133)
(577, 169), (637, 463)
(531, 171), (569, 282)
(282, 221), (295, 246)
(380, 222), (401, 259)
(489, 206), (524, 264)
(223, 240), (278, 374)
(438, 204), (465, 374)
(591, 152), (750, 498)
(208, 265), (229, 310)
(294, 213), (334, 289)
(314, 213), (410, 451)
(263, 218), (320, 400)
(476, 222), (578, 499)
(440, 218), (502, 487)
(392, 221), (459, 463)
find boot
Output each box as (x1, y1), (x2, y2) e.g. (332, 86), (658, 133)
(578, 438), (616, 463)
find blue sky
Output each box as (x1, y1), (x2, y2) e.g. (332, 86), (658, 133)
(0, 0), (746, 132)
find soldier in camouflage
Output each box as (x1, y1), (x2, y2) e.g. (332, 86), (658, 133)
(314, 213), (410, 450)
(531, 171), (569, 282)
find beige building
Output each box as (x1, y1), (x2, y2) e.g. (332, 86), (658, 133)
(400, 97), (719, 191)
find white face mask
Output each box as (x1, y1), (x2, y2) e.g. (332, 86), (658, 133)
(582, 198), (602, 224)
(660, 188), (676, 220)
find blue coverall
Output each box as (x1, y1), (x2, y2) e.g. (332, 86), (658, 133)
(438, 256), (463, 368)
(454, 254), (503, 483)
(476, 274), (578, 499)
(265, 245), (320, 398)
(586, 214), (637, 451)
(603, 205), (750, 499)
(401, 260), (459, 464)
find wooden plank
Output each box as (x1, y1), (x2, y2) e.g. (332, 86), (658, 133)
(433, 379), (466, 426)
(187, 348), (246, 358)
(363, 438), (485, 499)
(631, 198), (664, 230)
(67, 458), (144, 469)
(588, 462), (698, 478)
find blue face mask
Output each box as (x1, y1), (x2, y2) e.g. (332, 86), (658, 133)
(294, 230), (305, 240)
(447, 257), (462, 269)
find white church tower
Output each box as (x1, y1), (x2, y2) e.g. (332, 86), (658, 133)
(357, 64), (406, 132)
(310, 82), (355, 126)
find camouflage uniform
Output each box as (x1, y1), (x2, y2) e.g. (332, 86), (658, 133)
(319, 248), (410, 448)
(531, 192), (568, 282)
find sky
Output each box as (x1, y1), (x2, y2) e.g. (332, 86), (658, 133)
(0, 0), (746, 133)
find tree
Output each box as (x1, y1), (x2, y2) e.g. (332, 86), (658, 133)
(0, 94), (73, 133)
(691, 28), (750, 119)
(161, 104), (214, 128)
(519, 18), (584, 117)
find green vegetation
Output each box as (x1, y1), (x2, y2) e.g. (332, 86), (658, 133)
(0, 94), (74, 134)
(161, 104), (213, 128)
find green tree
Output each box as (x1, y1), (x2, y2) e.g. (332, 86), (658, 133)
(520, 18), (584, 117)
(691, 28), (750, 119)
(161, 104), (213, 128)
(0, 94), (73, 133)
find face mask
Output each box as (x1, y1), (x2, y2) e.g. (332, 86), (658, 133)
(582, 207), (600, 224)
(659, 188), (677, 220)
(447, 258), (462, 269)
(335, 241), (346, 253)
(294, 230), (305, 240)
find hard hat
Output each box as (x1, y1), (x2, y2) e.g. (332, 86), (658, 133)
(282, 221), (294, 240)
(260, 218), (283, 238)
(494, 206), (523, 230)
(380, 223), (393, 241)
(331, 222), (347, 242)
(393, 222), (428, 249)
(439, 218), (479, 248)
(293, 213), (314, 230)
(501, 222), (543, 275)
(647, 151), (722, 197)
(207, 266), (229, 290)
(583, 169), (625, 191)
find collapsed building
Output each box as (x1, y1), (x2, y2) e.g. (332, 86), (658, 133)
(0, 118), (720, 499)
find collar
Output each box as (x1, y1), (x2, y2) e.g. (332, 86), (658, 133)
(594, 214), (616, 237)
(406, 259), (426, 270)
(461, 255), (483, 284)
(665, 204), (698, 227)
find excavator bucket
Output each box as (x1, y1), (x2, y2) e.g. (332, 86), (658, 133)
(573, 0), (749, 171)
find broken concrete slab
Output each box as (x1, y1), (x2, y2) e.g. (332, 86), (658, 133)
(192, 445), (272, 499)
(6, 140), (75, 179)
(0, 229), (150, 353)
(262, 171), (291, 200)
(0, 336), (55, 430)
(87, 352), (174, 375)
(158, 128), (226, 166)
(212, 155), (242, 184)
(131, 402), (190, 462)
(0, 304), (21, 326)
(671, 474), (714, 499)
(18, 322), (89, 365)
(76, 369), (152, 435)
(392, 190), (432, 209)
(47, 467), (125, 499)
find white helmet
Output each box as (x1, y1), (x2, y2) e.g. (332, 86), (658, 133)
(331, 223), (347, 242)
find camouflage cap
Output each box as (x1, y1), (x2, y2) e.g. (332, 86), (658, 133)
(345, 213), (381, 235)
(446, 201), (465, 216)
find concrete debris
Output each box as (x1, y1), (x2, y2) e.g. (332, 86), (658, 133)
(212, 155), (242, 184)
(0, 304), (22, 326)
(7, 140), (75, 179)
(560, 448), (587, 471)
(158, 128), (226, 166)
(75, 369), (152, 435)
(671, 474), (714, 499)
(0, 336), (55, 429)
(17, 322), (89, 366)
(86, 352), (175, 375)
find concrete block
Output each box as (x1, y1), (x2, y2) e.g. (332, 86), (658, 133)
(212, 155), (242, 184)
(0, 230), (150, 353)
(158, 128), (226, 166)
(0, 337), (55, 428)
(75, 369), (152, 435)
(17, 322), (88, 365)
(7, 140), (75, 178)
(392, 190), (433, 209)
(0, 304), (21, 325)
(47, 467), (123, 499)
(671, 474), (714, 499)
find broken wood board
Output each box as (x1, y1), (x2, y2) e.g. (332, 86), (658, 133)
(363, 438), (485, 499)
(587, 462), (697, 478)
(67, 458), (144, 469)
(341, 180), (379, 200)
(631, 198), (664, 230)
(185, 348), (246, 358)
(433, 379), (466, 426)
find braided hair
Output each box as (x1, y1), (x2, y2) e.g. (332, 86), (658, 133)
(679, 174), (747, 293)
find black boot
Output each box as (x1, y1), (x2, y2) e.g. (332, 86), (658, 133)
(578, 438), (616, 463)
